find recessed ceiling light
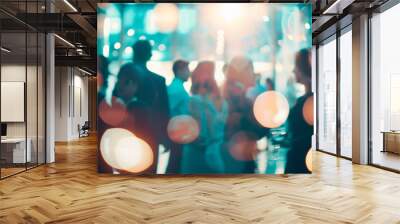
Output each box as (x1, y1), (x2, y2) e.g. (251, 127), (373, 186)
(78, 67), (93, 76)
(1, 47), (11, 53)
(63, 0), (78, 12)
(54, 34), (75, 48)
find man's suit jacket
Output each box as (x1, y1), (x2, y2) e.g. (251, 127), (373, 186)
(136, 66), (171, 149)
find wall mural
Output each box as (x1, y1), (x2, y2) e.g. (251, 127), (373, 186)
(97, 3), (313, 175)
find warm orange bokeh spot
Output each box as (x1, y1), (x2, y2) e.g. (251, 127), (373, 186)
(100, 128), (153, 173)
(99, 97), (128, 126)
(253, 91), (289, 128)
(153, 3), (179, 33)
(97, 72), (103, 91)
(302, 95), (314, 126)
(167, 115), (200, 144)
(229, 132), (258, 161)
(120, 137), (154, 173)
(305, 149), (312, 172)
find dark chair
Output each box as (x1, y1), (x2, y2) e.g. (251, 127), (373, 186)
(78, 121), (90, 138)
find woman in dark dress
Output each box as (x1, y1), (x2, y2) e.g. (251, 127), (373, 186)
(285, 49), (313, 174)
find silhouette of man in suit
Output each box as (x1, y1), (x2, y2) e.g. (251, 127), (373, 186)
(132, 40), (171, 174)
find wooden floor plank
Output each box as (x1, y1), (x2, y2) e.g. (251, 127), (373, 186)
(0, 135), (399, 223)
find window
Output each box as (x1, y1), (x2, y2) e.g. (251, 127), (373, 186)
(317, 37), (337, 154)
(370, 3), (400, 171)
(0, 1), (47, 179)
(339, 29), (352, 158)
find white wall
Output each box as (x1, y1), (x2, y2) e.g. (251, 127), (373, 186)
(55, 67), (89, 141)
(55, 67), (69, 141)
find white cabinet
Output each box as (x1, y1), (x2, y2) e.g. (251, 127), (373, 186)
(1, 138), (32, 163)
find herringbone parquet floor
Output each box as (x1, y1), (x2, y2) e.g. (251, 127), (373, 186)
(1, 135), (400, 224)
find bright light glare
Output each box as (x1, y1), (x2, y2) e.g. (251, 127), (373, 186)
(188, 61), (198, 71)
(63, 0), (78, 12)
(103, 45), (109, 58)
(114, 137), (146, 170)
(153, 3), (179, 33)
(127, 28), (135, 36)
(103, 17), (110, 38)
(114, 42), (121, 50)
(216, 30), (224, 55)
(257, 137), (268, 151)
(1, 47), (11, 53)
(110, 18), (121, 33)
(220, 4), (242, 22)
(100, 128), (154, 173)
(158, 44), (166, 51)
(124, 46), (133, 55)
(215, 61), (226, 86)
(253, 91), (290, 128)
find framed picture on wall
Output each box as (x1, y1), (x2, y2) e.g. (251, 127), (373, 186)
(1, 81), (25, 123)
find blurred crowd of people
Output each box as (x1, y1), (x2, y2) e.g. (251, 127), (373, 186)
(98, 40), (313, 174)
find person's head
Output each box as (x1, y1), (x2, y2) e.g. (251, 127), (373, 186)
(113, 63), (142, 103)
(293, 48), (311, 88)
(133, 40), (152, 64)
(172, 60), (190, 82)
(191, 61), (219, 97)
(223, 56), (255, 98)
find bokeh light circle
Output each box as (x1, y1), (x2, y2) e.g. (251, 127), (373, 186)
(253, 91), (290, 128)
(97, 72), (103, 91)
(229, 132), (258, 161)
(115, 137), (154, 173)
(302, 95), (314, 126)
(99, 97), (128, 126)
(305, 149), (312, 172)
(100, 128), (153, 173)
(100, 128), (131, 170)
(153, 4), (179, 33)
(167, 115), (200, 144)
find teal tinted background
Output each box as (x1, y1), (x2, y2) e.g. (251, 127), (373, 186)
(97, 3), (312, 175)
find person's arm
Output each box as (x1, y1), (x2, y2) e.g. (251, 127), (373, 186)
(158, 77), (171, 148)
